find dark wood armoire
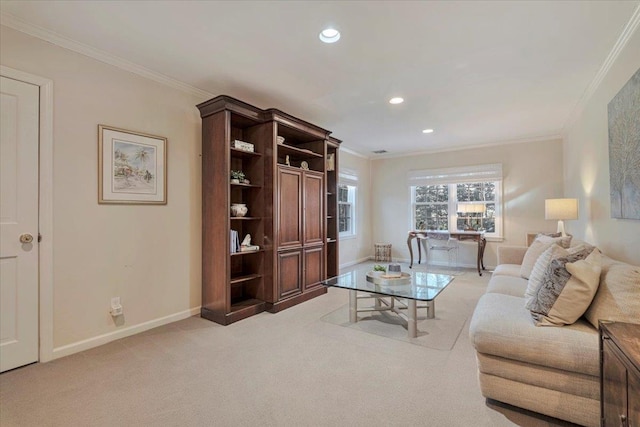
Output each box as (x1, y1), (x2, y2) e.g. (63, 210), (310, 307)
(196, 96), (340, 325)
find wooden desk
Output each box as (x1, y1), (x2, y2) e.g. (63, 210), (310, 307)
(407, 230), (486, 276)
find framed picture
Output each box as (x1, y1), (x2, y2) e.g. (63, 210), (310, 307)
(98, 125), (167, 204)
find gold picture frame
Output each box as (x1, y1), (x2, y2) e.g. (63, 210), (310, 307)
(98, 125), (167, 204)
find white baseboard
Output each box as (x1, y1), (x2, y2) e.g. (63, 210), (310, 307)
(51, 306), (201, 360)
(339, 256), (373, 269)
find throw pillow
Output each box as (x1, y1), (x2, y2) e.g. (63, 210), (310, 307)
(524, 242), (596, 307)
(528, 248), (602, 326)
(524, 244), (568, 306)
(520, 234), (573, 279)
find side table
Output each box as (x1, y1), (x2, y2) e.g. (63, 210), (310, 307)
(600, 321), (640, 427)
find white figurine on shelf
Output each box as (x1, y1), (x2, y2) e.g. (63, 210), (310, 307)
(239, 234), (259, 252)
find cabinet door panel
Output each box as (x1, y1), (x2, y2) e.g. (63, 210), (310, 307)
(304, 246), (324, 290)
(304, 172), (324, 245)
(278, 168), (302, 247)
(277, 250), (302, 299)
(603, 339), (627, 427)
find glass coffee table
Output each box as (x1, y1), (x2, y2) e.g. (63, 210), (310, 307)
(322, 270), (455, 338)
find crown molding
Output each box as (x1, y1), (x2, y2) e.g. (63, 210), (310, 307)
(339, 146), (370, 159)
(562, 4), (640, 135)
(1, 12), (213, 100)
(362, 133), (562, 161)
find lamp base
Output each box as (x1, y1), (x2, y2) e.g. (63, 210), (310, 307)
(556, 220), (567, 237)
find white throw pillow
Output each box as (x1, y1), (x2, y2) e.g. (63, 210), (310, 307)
(520, 235), (572, 279)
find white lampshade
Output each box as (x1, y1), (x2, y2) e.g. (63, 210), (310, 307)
(545, 199), (578, 220)
(545, 198), (578, 237)
(457, 202), (486, 214)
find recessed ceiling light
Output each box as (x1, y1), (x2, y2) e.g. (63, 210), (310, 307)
(389, 97), (404, 104)
(319, 28), (340, 43)
(422, 129), (434, 134)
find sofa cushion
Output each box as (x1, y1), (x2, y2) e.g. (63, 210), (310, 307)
(528, 248), (601, 326)
(520, 235), (572, 279)
(486, 274), (528, 297)
(476, 352), (599, 400)
(493, 264), (522, 277)
(469, 292), (599, 376)
(584, 256), (640, 329)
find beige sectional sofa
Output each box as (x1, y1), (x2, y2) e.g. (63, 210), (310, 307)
(469, 242), (640, 426)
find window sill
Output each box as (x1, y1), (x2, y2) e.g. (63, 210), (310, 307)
(339, 234), (357, 241)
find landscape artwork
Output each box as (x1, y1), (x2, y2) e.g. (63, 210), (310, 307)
(608, 67), (640, 219)
(112, 140), (157, 194)
(98, 125), (167, 204)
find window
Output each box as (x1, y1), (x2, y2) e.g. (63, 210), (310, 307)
(409, 164), (502, 239)
(338, 171), (357, 238)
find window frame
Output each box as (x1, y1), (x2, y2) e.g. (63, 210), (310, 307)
(338, 171), (358, 239)
(408, 164), (503, 240)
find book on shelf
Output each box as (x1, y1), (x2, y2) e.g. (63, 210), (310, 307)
(230, 230), (240, 253)
(231, 140), (254, 152)
(240, 245), (260, 252)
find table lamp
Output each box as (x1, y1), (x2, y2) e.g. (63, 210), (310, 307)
(545, 198), (578, 237)
(457, 202), (486, 230)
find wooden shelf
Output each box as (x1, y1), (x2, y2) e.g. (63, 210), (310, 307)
(277, 143), (323, 159)
(230, 273), (262, 285)
(327, 239), (337, 243)
(230, 216), (261, 220)
(230, 147), (262, 158)
(230, 298), (264, 312)
(327, 215), (334, 219)
(231, 249), (264, 256)
(230, 182), (262, 188)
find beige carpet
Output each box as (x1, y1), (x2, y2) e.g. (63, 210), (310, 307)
(0, 261), (579, 427)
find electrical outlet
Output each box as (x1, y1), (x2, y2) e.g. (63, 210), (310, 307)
(110, 297), (123, 316)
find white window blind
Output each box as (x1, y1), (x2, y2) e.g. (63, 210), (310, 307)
(408, 163), (503, 186)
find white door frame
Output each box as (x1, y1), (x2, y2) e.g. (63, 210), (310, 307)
(1, 65), (54, 363)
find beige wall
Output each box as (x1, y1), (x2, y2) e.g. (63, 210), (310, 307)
(338, 150), (373, 267)
(563, 29), (640, 266)
(1, 26), (204, 351)
(369, 139), (564, 268)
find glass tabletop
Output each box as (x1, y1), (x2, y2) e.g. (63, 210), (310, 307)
(322, 270), (454, 301)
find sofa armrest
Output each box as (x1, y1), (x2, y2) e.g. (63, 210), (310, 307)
(497, 246), (528, 266)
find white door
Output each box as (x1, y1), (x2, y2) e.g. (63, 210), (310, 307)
(0, 76), (40, 372)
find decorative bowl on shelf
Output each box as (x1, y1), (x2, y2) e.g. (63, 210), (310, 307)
(230, 203), (248, 217)
(276, 136), (285, 145)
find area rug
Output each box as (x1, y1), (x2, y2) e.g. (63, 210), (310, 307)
(409, 265), (467, 277)
(320, 297), (468, 351)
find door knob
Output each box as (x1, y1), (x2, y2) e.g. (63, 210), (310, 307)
(19, 233), (34, 244)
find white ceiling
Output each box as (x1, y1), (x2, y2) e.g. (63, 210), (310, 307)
(1, 1), (638, 156)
